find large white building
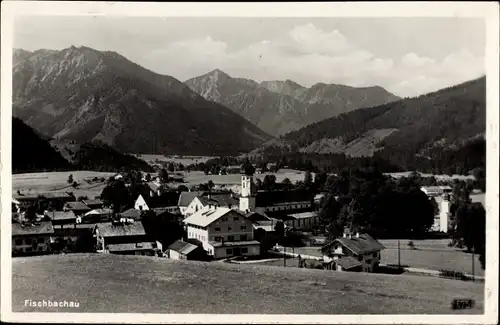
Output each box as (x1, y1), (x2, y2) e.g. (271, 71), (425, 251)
(183, 206), (260, 259)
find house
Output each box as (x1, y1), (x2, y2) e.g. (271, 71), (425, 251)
(53, 224), (95, 249)
(13, 192), (74, 210)
(93, 220), (155, 256)
(12, 221), (55, 255)
(282, 211), (319, 230)
(82, 199), (104, 210)
(183, 206), (260, 259)
(45, 210), (77, 227)
(63, 201), (91, 216)
(134, 192), (180, 214)
(421, 186), (453, 197)
(432, 195), (452, 233)
(167, 240), (207, 260)
(320, 229), (385, 272)
(83, 208), (114, 223)
(183, 192), (239, 217)
(178, 191), (204, 216)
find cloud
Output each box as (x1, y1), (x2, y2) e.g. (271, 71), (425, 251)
(148, 24), (485, 97)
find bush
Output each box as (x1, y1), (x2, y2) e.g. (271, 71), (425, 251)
(439, 269), (470, 281)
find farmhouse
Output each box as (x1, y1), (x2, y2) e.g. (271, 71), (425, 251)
(167, 240), (206, 260)
(134, 192), (180, 214)
(282, 211), (319, 230)
(94, 220), (155, 256)
(53, 224), (95, 243)
(178, 191), (204, 216)
(83, 208), (114, 223)
(12, 221), (55, 255)
(420, 186), (453, 197)
(183, 206), (260, 259)
(82, 199), (104, 210)
(320, 229), (385, 272)
(63, 201), (91, 215)
(13, 192), (74, 210)
(183, 192), (239, 217)
(45, 210), (77, 227)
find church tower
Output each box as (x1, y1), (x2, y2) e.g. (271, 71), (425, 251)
(239, 160), (256, 212)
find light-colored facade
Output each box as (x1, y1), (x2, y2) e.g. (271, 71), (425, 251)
(184, 197), (206, 217)
(134, 194), (149, 211)
(239, 175), (256, 212)
(184, 207), (260, 259)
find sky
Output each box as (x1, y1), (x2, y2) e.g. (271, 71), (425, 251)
(13, 16), (485, 97)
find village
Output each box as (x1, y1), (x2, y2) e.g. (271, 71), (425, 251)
(11, 159), (485, 279)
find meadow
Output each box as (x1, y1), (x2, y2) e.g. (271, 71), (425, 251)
(276, 239), (484, 276)
(12, 254), (484, 314)
(12, 171), (116, 199)
(181, 169), (307, 186)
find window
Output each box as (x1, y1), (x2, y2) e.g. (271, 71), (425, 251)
(25, 238), (32, 245)
(215, 236), (223, 242)
(15, 239), (22, 246)
(240, 225), (247, 230)
(227, 227), (232, 232)
(215, 227), (221, 232)
(357, 255), (363, 261)
(226, 248), (233, 255)
(373, 252), (377, 258)
(228, 236), (235, 242)
(38, 238), (45, 244)
(240, 234), (247, 241)
(241, 247), (248, 254)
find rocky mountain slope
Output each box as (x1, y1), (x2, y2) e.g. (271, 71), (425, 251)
(12, 46), (272, 156)
(248, 76), (486, 167)
(185, 70), (400, 136)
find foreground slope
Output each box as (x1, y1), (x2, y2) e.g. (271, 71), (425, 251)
(12, 254), (483, 314)
(250, 76), (486, 165)
(12, 47), (272, 156)
(186, 70), (399, 136)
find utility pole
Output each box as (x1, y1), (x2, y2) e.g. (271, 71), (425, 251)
(398, 239), (401, 270)
(472, 247), (475, 282)
(283, 227), (287, 268)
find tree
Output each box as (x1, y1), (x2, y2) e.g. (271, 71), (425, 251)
(274, 221), (285, 242)
(262, 174), (277, 191)
(319, 194), (342, 234)
(167, 163), (175, 173)
(303, 171), (313, 190)
(473, 167), (486, 192)
(207, 180), (215, 192)
(145, 173), (152, 182)
(177, 185), (189, 192)
(159, 168), (169, 183)
(67, 174), (74, 184)
(72, 181), (78, 188)
(135, 171), (143, 183)
(255, 178), (263, 190)
(314, 171), (328, 192)
(281, 178), (292, 191)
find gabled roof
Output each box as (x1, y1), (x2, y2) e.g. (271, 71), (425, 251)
(178, 191), (204, 207)
(245, 211), (271, 222)
(198, 193), (239, 207)
(47, 210), (77, 221)
(85, 208), (113, 216)
(120, 208), (142, 219)
(184, 207), (245, 228)
(168, 240), (198, 255)
(82, 199), (104, 206)
(95, 221), (146, 237)
(255, 190), (313, 207)
(322, 233), (385, 255)
(108, 242), (154, 252)
(140, 192), (180, 209)
(64, 201), (91, 211)
(336, 256), (363, 270)
(12, 221), (55, 236)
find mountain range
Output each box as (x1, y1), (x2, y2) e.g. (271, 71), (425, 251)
(248, 76), (486, 169)
(185, 69), (400, 136)
(12, 46), (272, 156)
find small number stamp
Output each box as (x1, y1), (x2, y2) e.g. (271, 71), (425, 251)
(451, 299), (475, 310)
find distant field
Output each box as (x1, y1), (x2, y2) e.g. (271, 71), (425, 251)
(12, 254), (483, 314)
(182, 170), (307, 186)
(279, 239), (484, 276)
(12, 171), (115, 199)
(135, 154), (216, 166)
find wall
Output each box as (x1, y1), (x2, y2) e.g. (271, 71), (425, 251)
(168, 249), (185, 260)
(184, 197), (205, 217)
(12, 235), (52, 254)
(262, 202), (312, 213)
(187, 224), (209, 242)
(134, 195), (149, 211)
(213, 244), (260, 259)
(207, 210), (254, 242)
(284, 216), (318, 229)
(439, 200), (451, 233)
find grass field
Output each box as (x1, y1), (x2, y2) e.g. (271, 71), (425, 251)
(182, 170), (307, 186)
(12, 254), (483, 314)
(12, 171), (115, 199)
(277, 239), (484, 276)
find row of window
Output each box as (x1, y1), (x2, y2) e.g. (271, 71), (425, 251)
(188, 232), (207, 242)
(14, 238), (46, 246)
(264, 203), (311, 212)
(214, 225), (246, 232)
(214, 234), (248, 242)
(226, 247), (248, 255)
